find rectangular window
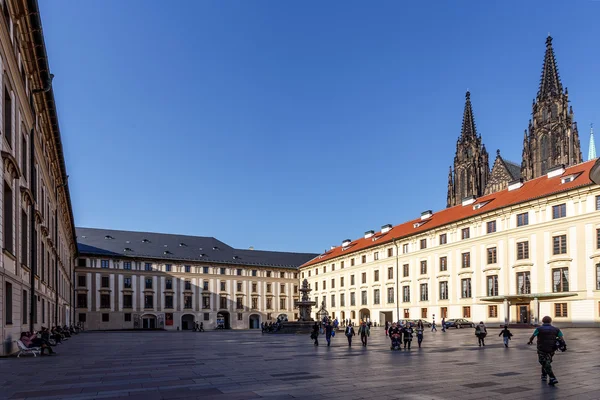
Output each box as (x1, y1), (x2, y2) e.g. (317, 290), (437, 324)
(102, 313), (109, 322)
(124, 277), (132, 289)
(145, 278), (152, 289)
(351, 275), (355, 285)
(280, 298), (286, 310)
(266, 298), (272, 310)
(361, 255), (367, 264)
(463, 306), (471, 318)
(461, 278), (472, 298)
(124, 313), (132, 322)
(144, 263), (152, 271)
(124, 262), (131, 270)
(488, 305), (498, 318)
(101, 276), (109, 288)
(100, 294), (110, 309)
(341, 261), (345, 269)
(421, 308), (427, 319)
(185, 265), (191, 273)
(236, 297), (243, 310)
(439, 256), (447, 271)
(123, 294), (133, 309)
(387, 248), (393, 257)
(331, 279), (335, 289)
(439, 281), (448, 300)
(552, 235), (567, 255)
(373, 289), (380, 305)
(350, 292), (356, 306)
(596, 196), (600, 211)
(21, 136), (27, 179)
(237, 282), (243, 292)
(236, 269), (242, 276)
(20, 210), (27, 264)
(461, 228), (470, 240)
(374, 251), (379, 261)
(77, 293), (87, 308)
(552, 268), (569, 292)
(420, 239), (427, 249)
(486, 220), (496, 234)
(78, 313), (86, 323)
(420, 260), (427, 274)
(204, 312), (210, 321)
(487, 247), (497, 264)
(439, 233), (447, 245)
(164, 294), (174, 309)
(330, 294), (335, 308)
(340, 293), (345, 307)
(597, 264), (600, 290)
(462, 252), (470, 268)
(388, 267), (393, 279)
(4, 88), (12, 147)
(22, 290), (27, 324)
(420, 283), (428, 301)
(517, 272), (531, 295)
(221, 282), (227, 291)
(517, 241), (529, 260)
(361, 290), (367, 305)
(555, 303), (567, 318)
(402, 243), (409, 254)
(252, 270), (257, 277)
(78, 275), (86, 287)
(402, 286), (410, 302)
(221, 296), (229, 309)
(374, 270), (379, 282)
(517, 212), (529, 227)
(203, 267), (209, 274)
(597, 229), (600, 250)
(251, 297), (258, 309)
(361, 272), (366, 284)
(403, 263), (409, 277)
(552, 203), (566, 219)
(165, 278), (173, 290)
(221, 268), (226, 275)
(387, 287), (394, 303)
(42, 299), (45, 323)
(350, 258), (355, 266)
(202, 296), (210, 309)
(487, 275), (498, 297)
(3, 182), (13, 253)
(184, 281), (192, 291)
(340, 277), (344, 287)
(5, 282), (12, 324)
(251, 283), (257, 292)
(403, 309), (409, 319)
(322, 280), (326, 290)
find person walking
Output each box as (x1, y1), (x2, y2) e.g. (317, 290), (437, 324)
(431, 318), (437, 332)
(385, 321), (390, 337)
(199, 322), (205, 332)
(358, 321), (370, 347)
(475, 321), (487, 346)
(402, 324), (414, 349)
(311, 322), (320, 346)
(528, 316), (565, 385)
(441, 317), (446, 332)
(325, 321), (334, 347)
(416, 320), (425, 348)
(498, 325), (513, 347)
(345, 324), (355, 347)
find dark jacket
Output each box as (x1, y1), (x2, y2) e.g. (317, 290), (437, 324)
(534, 324), (561, 353)
(325, 324), (333, 337)
(499, 328), (513, 338)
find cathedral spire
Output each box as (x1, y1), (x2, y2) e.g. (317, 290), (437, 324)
(461, 91), (477, 138)
(537, 36), (563, 100)
(590, 124), (597, 160)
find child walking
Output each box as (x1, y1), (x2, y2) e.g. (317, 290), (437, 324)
(498, 325), (513, 347)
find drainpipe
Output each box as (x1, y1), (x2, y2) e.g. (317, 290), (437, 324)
(393, 238), (399, 322)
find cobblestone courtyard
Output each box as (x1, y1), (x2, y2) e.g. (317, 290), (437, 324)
(1, 327), (599, 400)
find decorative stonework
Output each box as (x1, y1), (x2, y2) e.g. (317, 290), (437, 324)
(1, 151), (21, 179)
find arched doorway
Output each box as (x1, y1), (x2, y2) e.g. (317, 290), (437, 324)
(181, 314), (195, 330)
(249, 314), (260, 329)
(141, 314), (157, 329)
(359, 308), (370, 323)
(217, 312), (230, 329)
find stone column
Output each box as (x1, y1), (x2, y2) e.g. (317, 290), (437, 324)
(503, 299), (510, 325)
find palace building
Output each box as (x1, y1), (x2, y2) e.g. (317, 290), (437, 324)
(0, 0), (78, 356)
(75, 228), (316, 331)
(301, 37), (599, 327)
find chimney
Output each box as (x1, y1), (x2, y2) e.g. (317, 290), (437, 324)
(420, 210), (433, 220)
(342, 239), (351, 247)
(381, 224), (392, 234)
(462, 195), (476, 206)
(547, 164), (565, 178)
(364, 230), (375, 239)
(508, 178), (523, 191)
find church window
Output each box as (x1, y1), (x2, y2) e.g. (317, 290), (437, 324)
(540, 135), (549, 175)
(551, 104), (558, 118)
(542, 108), (549, 122)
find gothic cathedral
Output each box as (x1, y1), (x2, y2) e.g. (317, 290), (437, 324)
(447, 36), (583, 208)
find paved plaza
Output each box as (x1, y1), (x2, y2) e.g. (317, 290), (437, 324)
(1, 327), (599, 400)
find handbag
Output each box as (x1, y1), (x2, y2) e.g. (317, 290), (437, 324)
(331, 330), (335, 337)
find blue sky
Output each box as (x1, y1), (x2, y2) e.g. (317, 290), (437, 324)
(39, 1), (600, 254)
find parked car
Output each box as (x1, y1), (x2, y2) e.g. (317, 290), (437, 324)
(409, 319), (432, 327)
(444, 318), (474, 329)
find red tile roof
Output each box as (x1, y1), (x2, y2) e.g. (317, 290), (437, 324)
(301, 160), (597, 268)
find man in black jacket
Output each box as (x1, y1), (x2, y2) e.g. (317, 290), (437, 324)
(527, 316), (564, 386)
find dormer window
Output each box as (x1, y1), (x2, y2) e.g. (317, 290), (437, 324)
(212, 246), (219, 251)
(124, 247), (133, 252)
(179, 242), (187, 247)
(561, 173), (580, 184)
(104, 235), (114, 240)
(142, 239), (150, 243)
(164, 250), (172, 255)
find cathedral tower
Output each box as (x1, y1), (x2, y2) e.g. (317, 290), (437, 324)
(447, 91), (490, 208)
(521, 36), (583, 180)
